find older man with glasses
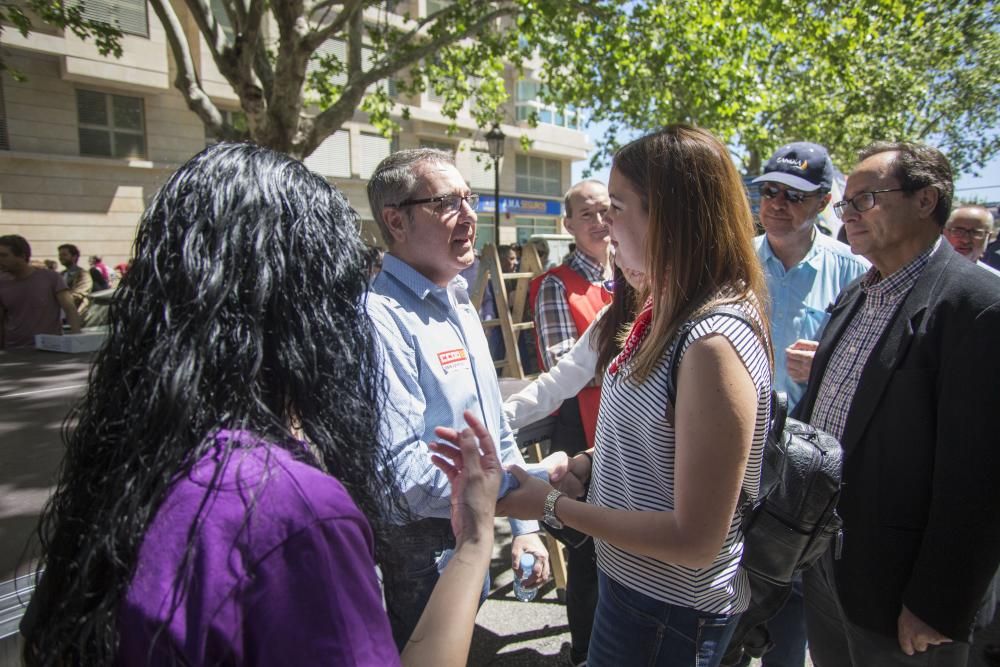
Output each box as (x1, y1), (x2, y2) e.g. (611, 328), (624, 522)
(746, 142), (870, 667)
(797, 142), (1000, 667)
(943, 205), (999, 275)
(365, 148), (551, 651)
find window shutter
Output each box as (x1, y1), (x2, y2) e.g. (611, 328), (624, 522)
(68, 0), (149, 38)
(304, 130), (351, 178)
(469, 150), (494, 190)
(311, 39), (348, 85)
(358, 133), (391, 179)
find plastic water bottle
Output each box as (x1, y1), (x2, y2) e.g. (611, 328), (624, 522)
(513, 552), (538, 602)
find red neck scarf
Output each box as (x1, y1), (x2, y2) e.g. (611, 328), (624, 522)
(608, 297), (654, 376)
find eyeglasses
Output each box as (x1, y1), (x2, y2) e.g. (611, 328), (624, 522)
(944, 226), (989, 241)
(833, 188), (910, 219)
(759, 183), (822, 205)
(391, 193), (479, 214)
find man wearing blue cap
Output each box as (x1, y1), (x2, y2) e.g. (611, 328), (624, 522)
(748, 143), (869, 667)
(753, 143), (870, 411)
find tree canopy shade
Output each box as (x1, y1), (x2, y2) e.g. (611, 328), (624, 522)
(536, 0), (1000, 176)
(141, 0), (617, 159)
(7, 1), (998, 174)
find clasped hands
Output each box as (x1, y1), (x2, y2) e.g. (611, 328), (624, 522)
(429, 413), (593, 589)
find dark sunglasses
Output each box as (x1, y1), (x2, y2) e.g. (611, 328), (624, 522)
(759, 183), (823, 205)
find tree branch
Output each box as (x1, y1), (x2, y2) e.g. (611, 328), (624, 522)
(304, 0), (364, 50)
(148, 0), (236, 139)
(309, 5), (516, 152)
(186, 0), (229, 65)
(235, 0), (267, 91)
(267, 0), (312, 151)
(346, 2), (363, 80)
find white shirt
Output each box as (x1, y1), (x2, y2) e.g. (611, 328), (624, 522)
(503, 306), (606, 429)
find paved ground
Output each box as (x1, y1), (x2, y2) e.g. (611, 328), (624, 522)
(0, 350), (92, 583)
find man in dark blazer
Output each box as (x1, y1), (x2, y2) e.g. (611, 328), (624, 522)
(796, 141), (1000, 667)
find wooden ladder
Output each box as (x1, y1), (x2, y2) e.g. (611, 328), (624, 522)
(469, 242), (543, 378)
(469, 243), (570, 598)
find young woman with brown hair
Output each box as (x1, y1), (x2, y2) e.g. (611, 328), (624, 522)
(500, 125), (773, 667)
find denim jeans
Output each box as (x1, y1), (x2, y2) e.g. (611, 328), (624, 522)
(383, 518), (490, 651)
(588, 570), (741, 667)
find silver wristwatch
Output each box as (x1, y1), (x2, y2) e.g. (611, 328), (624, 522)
(542, 489), (566, 529)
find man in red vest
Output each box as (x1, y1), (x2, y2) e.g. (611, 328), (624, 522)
(529, 179), (611, 667)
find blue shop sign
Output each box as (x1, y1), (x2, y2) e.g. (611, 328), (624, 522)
(477, 195), (562, 216)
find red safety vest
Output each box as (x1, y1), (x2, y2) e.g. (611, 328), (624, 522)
(529, 264), (611, 448)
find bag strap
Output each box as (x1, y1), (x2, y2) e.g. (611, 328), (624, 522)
(663, 304), (787, 524)
(664, 304), (754, 413)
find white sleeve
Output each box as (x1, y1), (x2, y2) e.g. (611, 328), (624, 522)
(503, 307), (604, 429)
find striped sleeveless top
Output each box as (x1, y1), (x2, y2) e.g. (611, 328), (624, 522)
(589, 299), (772, 614)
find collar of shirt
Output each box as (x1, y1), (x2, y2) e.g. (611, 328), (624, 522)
(758, 230), (826, 275)
(381, 252), (465, 309)
(860, 237), (941, 306)
(568, 249), (609, 283)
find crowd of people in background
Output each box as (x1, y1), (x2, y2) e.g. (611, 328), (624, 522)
(0, 239), (132, 347)
(6, 127), (1000, 667)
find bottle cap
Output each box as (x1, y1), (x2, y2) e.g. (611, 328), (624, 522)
(519, 552), (536, 571)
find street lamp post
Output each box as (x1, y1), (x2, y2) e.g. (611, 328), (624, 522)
(485, 123), (506, 248)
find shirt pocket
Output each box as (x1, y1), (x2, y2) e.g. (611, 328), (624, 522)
(794, 305), (831, 341)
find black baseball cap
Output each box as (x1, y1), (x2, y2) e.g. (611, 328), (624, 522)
(752, 142), (833, 192)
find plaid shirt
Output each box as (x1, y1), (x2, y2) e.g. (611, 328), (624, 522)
(811, 239), (941, 440)
(533, 250), (609, 370)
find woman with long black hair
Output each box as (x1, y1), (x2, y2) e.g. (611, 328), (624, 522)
(20, 142), (499, 666)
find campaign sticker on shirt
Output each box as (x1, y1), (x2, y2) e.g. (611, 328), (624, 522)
(437, 348), (471, 374)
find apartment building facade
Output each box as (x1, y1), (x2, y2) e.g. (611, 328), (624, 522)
(0, 1), (591, 267)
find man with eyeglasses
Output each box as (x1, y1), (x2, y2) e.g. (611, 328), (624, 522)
(365, 148), (550, 650)
(796, 142), (1000, 667)
(747, 144), (870, 667)
(528, 179), (612, 667)
(943, 205), (1000, 276)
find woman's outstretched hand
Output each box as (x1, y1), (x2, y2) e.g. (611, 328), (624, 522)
(430, 410), (502, 547)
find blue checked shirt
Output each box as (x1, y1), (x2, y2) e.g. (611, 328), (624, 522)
(811, 238), (940, 441)
(755, 232), (870, 409)
(367, 253), (539, 536)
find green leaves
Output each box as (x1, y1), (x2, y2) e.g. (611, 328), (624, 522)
(15, 0), (995, 172)
(530, 0), (1000, 175)
(1, 0), (124, 76)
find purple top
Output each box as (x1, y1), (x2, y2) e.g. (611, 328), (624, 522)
(118, 430), (400, 666)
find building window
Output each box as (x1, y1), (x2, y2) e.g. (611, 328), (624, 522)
(204, 109), (247, 145)
(210, 0), (235, 40)
(67, 0), (149, 38)
(358, 132), (392, 179)
(311, 39), (396, 98)
(76, 89), (146, 159)
(515, 79), (581, 129)
(469, 149), (496, 190)
(0, 79), (9, 150)
(516, 155), (561, 197)
(304, 130), (351, 178)
(426, 0), (452, 14)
